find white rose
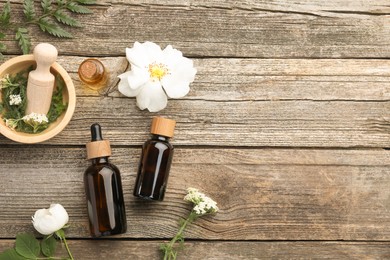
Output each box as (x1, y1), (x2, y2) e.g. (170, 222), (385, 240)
(32, 204), (69, 235)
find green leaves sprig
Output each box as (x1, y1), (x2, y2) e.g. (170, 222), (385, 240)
(0, 0), (96, 57)
(0, 231), (70, 260)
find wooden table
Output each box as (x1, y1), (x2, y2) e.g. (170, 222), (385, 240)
(0, 1), (389, 259)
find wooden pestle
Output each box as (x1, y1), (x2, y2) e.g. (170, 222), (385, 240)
(26, 43), (58, 115)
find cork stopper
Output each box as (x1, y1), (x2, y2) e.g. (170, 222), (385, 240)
(150, 117), (176, 138)
(78, 59), (105, 83)
(86, 123), (112, 160)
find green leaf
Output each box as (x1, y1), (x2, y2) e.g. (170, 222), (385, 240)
(15, 233), (40, 259)
(17, 28), (28, 33)
(15, 28), (31, 54)
(0, 248), (27, 260)
(41, 235), (57, 257)
(76, 0), (96, 4)
(41, 0), (52, 13)
(66, 2), (93, 14)
(23, 0), (36, 21)
(38, 17), (73, 38)
(54, 10), (81, 27)
(0, 0), (11, 26)
(47, 75), (67, 122)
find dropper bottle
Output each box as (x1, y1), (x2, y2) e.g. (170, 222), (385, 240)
(84, 123), (127, 237)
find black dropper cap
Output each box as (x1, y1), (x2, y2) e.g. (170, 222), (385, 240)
(86, 123), (111, 160)
(91, 123), (103, 141)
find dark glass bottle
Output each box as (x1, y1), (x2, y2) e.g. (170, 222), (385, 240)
(84, 123), (127, 237)
(134, 117), (176, 201)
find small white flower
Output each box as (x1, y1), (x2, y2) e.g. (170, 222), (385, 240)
(9, 94), (22, 105)
(118, 41), (197, 112)
(184, 188), (218, 216)
(22, 112), (49, 133)
(32, 204), (69, 235)
(22, 112), (49, 124)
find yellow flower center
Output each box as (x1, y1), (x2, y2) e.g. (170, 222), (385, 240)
(148, 62), (169, 81)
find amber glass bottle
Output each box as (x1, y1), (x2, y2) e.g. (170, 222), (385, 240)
(134, 117), (176, 201)
(78, 58), (108, 91)
(84, 123), (127, 237)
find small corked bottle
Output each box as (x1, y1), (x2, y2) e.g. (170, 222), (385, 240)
(134, 117), (176, 201)
(78, 58), (108, 91)
(84, 123), (127, 237)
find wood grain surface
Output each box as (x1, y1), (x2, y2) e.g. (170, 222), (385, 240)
(0, 147), (388, 240)
(0, 56), (388, 147)
(0, 240), (389, 259)
(0, 1), (390, 58)
(0, 0), (389, 259)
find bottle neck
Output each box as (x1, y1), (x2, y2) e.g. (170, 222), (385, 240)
(91, 156), (109, 164)
(151, 134), (170, 142)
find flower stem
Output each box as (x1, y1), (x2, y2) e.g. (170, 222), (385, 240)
(62, 236), (74, 260)
(36, 257), (66, 260)
(162, 212), (197, 260)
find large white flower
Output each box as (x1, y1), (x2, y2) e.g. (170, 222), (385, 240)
(118, 41), (197, 112)
(32, 204), (69, 235)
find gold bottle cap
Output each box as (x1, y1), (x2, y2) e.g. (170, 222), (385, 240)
(78, 59), (105, 83)
(86, 123), (112, 160)
(150, 117), (176, 138)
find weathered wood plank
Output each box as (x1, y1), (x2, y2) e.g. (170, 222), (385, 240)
(0, 148), (388, 240)
(0, 98), (388, 147)
(48, 56), (390, 101)
(1, 56), (389, 147)
(2, 97), (388, 147)
(104, 0), (390, 15)
(0, 240), (389, 259)
(1, 2), (390, 58)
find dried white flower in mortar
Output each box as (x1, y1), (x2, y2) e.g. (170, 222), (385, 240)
(9, 94), (22, 105)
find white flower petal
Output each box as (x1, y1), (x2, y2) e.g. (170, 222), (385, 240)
(117, 71), (132, 94)
(33, 215), (59, 235)
(48, 204), (69, 228)
(33, 208), (50, 219)
(126, 42), (164, 68)
(126, 42), (150, 68)
(162, 65), (197, 98)
(161, 45), (184, 67)
(118, 80), (140, 97)
(136, 82), (168, 112)
(142, 41), (164, 62)
(162, 80), (191, 98)
(127, 66), (149, 90)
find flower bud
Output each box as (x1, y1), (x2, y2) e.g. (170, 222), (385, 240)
(32, 204), (69, 235)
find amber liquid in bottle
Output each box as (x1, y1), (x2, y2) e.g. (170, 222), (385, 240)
(134, 134), (174, 201)
(78, 58), (108, 91)
(84, 124), (127, 237)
